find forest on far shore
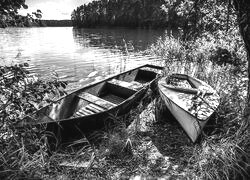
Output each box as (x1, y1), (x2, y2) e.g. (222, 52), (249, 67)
(71, 0), (232, 33)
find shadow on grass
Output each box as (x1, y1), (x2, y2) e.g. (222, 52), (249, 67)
(140, 106), (194, 175)
(47, 97), (223, 179)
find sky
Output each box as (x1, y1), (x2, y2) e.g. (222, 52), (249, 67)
(19, 0), (93, 20)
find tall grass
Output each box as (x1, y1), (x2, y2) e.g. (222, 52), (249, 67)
(2, 29), (249, 179)
(149, 28), (250, 179)
(49, 29), (250, 179)
(0, 65), (68, 179)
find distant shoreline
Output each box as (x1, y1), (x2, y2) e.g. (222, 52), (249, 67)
(0, 19), (73, 28)
(41, 19), (72, 27)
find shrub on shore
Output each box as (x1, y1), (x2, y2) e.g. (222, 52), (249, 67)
(0, 64), (67, 179)
(149, 28), (250, 179)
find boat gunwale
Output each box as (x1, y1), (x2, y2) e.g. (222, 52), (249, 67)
(51, 64), (163, 103)
(160, 84), (214, 96)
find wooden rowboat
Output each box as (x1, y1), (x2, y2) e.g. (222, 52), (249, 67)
(17, 64), (163, 143)
(158, 74), (220, 142)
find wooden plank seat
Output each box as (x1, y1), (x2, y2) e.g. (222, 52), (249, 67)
(108, 79), (143, 91)
(72, 93), (116, 118)
(73, 104), (105, 117)
(78, 92), (116, 109)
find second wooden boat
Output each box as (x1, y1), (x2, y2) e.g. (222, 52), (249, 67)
(17, 64), (163, 143)
(158, 74), (220, 142)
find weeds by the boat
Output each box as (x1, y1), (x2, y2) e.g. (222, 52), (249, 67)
(149, 29), (250, 179)
(52, 29), (249, 179)
(43, 53), (249, 179)
(1, 31), (250, 180)
(0, 65), (68, 179)
(90, 97), (154, 160)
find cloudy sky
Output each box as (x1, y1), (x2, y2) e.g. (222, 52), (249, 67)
(19, 0), (93, 20)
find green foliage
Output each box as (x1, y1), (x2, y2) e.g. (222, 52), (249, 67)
(0, 0), (27, 14)
(32, 9), (42, 19)
(174, 0), (236, 40)
(0, 0), (44, 28)
(0, 0), (28, 27)
(0, 63), (67, 179)
(150, 27), (246, 74)
(72, 0), (170, 28)
(71, 0), (235, 35)
(0, 64), (67, 124)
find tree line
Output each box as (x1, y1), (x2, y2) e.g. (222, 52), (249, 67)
(71, 0), (174, 28)
(71, 0), (234, 38)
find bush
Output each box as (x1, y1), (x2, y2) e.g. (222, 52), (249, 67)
(149, 29), (249, 179)
(0, 63), (67, 179)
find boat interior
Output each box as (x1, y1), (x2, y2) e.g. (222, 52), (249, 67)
(167, 74), (195, 88)
(165, 74), (215, 95)
(33, 67), (159, 124)
(159, 74), (219, 121)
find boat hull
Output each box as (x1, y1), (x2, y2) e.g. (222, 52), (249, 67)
(158, 89), (204, 142)
(47, 86), (149, 143)
(158, 74), (219, 142)
(17, 64), (163, 145)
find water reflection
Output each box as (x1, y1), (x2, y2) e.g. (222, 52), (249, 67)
(0, 27), (166, 88)
(72, 27), (165, 52)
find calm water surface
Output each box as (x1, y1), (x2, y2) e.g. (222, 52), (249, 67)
(0, 27), (165, 88)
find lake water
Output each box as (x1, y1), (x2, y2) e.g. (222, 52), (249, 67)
(0, 27), (166, 88)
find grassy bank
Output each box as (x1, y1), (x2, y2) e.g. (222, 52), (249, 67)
(55, 28), (250, 179)
(1, 29), (250, 179)
(148, 28), (250, 179)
